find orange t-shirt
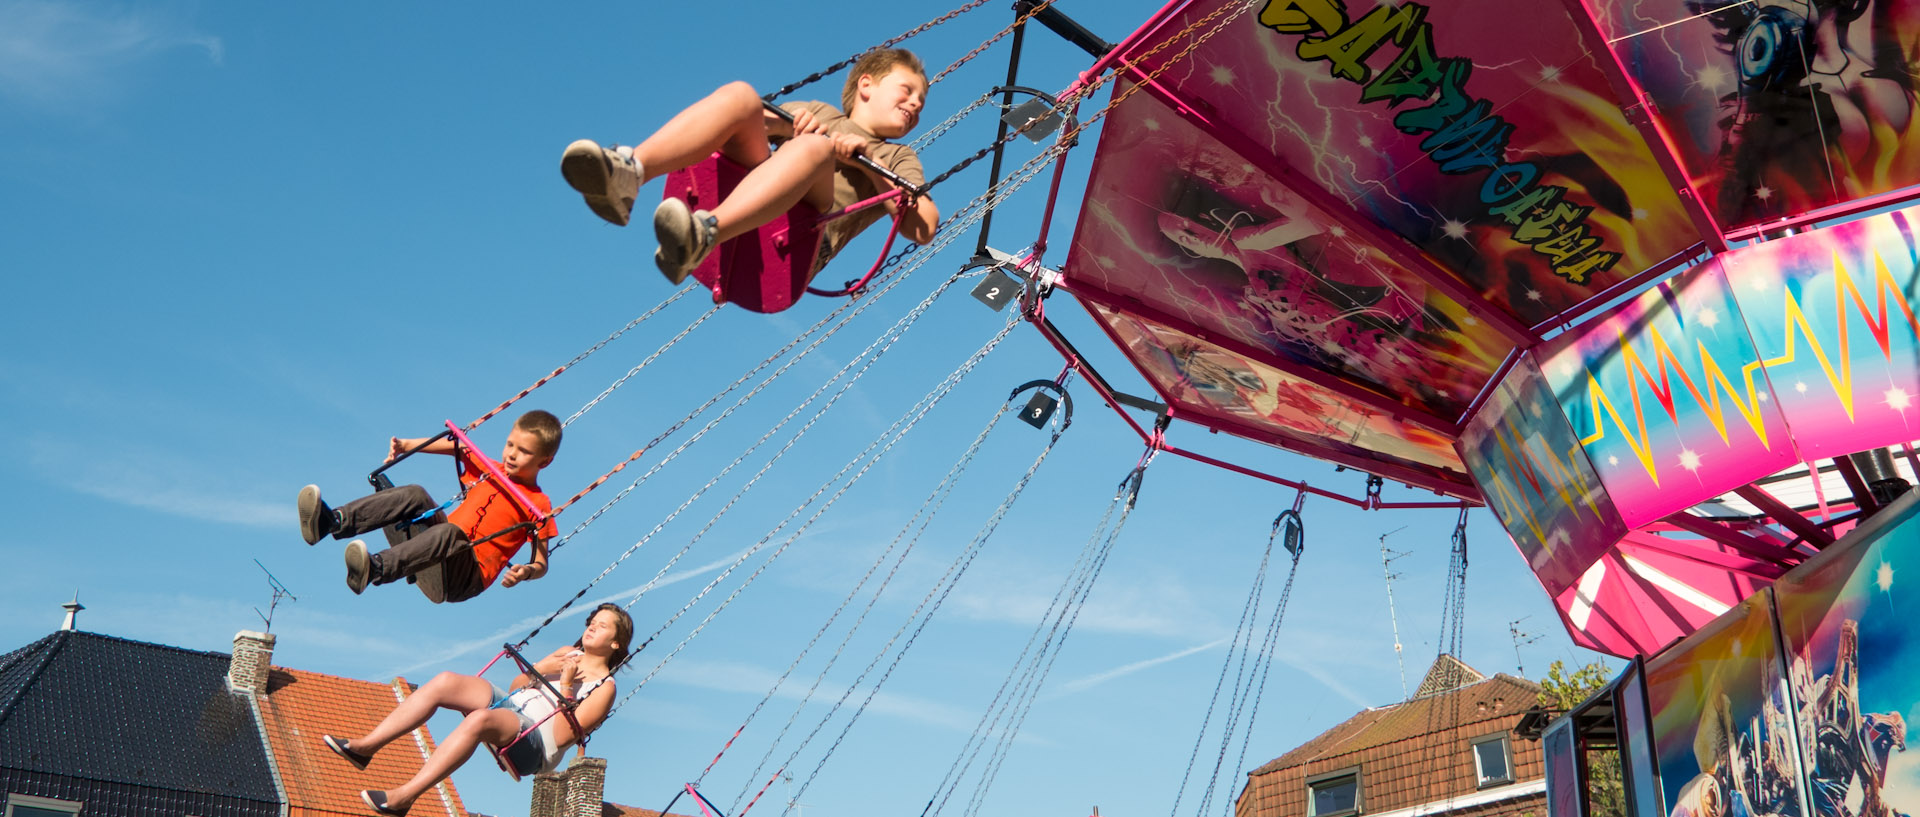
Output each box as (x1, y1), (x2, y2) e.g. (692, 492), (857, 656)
(449, 448), (558, 587)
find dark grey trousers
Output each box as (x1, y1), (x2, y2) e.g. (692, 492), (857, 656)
(333, 484), (487, 603)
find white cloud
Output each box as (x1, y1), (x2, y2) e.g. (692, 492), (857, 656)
(653, 656), (978, 733)
(0, 0), (221, 107)
(1052, 638), (1231, 695)
(31, 437), (284, 528)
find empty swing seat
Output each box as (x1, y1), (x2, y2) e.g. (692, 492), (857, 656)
(663, 152), (822, 314)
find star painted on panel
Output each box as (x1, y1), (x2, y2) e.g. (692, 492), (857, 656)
(1328, 225), (1347, 238)
(1359, 135), (1376, 150)
(1877, 560), (1895, 593)
(1441, 219), (1470, 240)
(1556, 358), (1578, 378)
(1888, 387), (1913, 411)
(1539, 64), (1563, 83)
(1525, 288), (1544, 302)
(1632, 207), (1650, 220)
(1143, 117), (1162, 131)
(1462, 315), (1480, 326)
(1796, 381), (1810, 394)
(1240, 163), (1256, 174)
(1210, 64), (1236, 85)
(1758, 392), (1769, 403)
(1696, 64), (1733, 95)
(1755, 185), (1775, 201)
(1697, 307), (1721, 329)
(1095, 255), (1116, 268)
(1608, 455), (1620, 466)
(1751, 275), (1771, 293)
(1680, 448), (1703, 471)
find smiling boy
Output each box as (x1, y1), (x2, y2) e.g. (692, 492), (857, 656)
(560, 48), (940, 284)
(295, 409), (562, 603)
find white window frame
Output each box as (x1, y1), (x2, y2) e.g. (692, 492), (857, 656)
(1471, 732), (1515, 788)
(1306, 767), (1363, 817)
(5, 794), (83, 817)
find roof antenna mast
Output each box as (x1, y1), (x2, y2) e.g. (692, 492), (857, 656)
(1379, 527), (1410, 699)
(1509, 616), (1543, 678)
(253, 559), (298, 633)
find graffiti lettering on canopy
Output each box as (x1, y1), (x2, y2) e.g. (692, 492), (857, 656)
(1257, 0), (1621, 284)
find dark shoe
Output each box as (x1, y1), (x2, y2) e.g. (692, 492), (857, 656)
(415, 561), (446, 605)
(653, 196), (718, 285)
(323, 734), (373, 770)
(297, 485), (335, 546)
(344, 540), (372, 595)
(360, 790), (410, 817)
(561, 139), (642, 226)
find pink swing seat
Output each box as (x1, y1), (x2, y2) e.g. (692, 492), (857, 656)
(662, 152), (822, 314)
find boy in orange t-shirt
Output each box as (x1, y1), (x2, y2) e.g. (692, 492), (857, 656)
(296, 410), (562, 603)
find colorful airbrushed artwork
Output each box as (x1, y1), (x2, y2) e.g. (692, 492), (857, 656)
(1725, 205), (1920, 463)
(1540, 258), (1799, 529)
(1117, 0), (1700, 325)
(1771, 498), (1920, 817)
(1643, 591), (1801, 817)
(1084, 303), (1469, 483)
(1456, 356), (1627, 596)
(1064, 82), (1516, 422)
(1588, 0), (1920, 231)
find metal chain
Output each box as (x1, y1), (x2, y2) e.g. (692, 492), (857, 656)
(909, 92), (996, 153)
(1223, 546), (1304, 817)
(749, 381), (1072, 817)
(727, 368), (1065, 806)
(929, 0), (1059, 85)
(564, 304), (722, 426)
(763, 0), (995, 102)
(706, 388), (1021, 787)
(465, 285), (693, 431)
(1171, 519), (1279, 817)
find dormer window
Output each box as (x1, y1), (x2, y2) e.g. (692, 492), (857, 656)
(1471, 733), (1514, 787)
(5, 794), (82, 817)
(1307, 768), (1362, 817)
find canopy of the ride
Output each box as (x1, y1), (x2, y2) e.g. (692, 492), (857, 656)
(1055, 0), (1920, 658)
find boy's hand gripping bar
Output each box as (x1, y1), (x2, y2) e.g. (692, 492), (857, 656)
(761, 101), (927, 197)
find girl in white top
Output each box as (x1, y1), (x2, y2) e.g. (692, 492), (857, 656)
(320, 604), (632, 816)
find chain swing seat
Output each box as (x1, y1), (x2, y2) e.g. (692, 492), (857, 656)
(663, 102), (916, 315)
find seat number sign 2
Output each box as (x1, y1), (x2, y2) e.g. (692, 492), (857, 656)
(970, 268), (1021, 312)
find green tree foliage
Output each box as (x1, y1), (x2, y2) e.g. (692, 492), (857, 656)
(1538, 660), (1625, 817)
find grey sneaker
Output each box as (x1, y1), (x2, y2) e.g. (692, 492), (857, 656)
(653, 196), (719, 284)
(344, 540), (372, 595)
(561, 139), (643, 226)
(297, 485), (334, 546)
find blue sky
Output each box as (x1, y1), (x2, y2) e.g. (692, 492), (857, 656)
(0, 2), (1612, 816)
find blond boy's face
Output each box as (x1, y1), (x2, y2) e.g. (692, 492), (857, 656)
(853, 65), (927, 139)
(500, 426), (553, 481)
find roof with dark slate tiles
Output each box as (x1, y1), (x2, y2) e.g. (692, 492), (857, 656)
(0, 630), (279, 804)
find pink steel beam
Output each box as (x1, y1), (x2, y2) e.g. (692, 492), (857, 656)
(1455, 349), (1521, 428)
(1078, 0), (1195, 82)
(1723, 185), (1920, 241)
(1533, 247), (1701, 336)
(1062, 283), (1463, 437)
(1732, 484), (1836, 547)
(1658, 512), (1803, 565)
(1622, 533), (1789, 580)
(1559, 0), (1729, 255)
(1120, 75), (1539, 348)
(1159, 442), (1477, 509)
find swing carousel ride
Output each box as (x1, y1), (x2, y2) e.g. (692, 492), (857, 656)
(375, 0), (1920, 812)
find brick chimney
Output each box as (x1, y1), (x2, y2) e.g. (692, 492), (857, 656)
(531, 756), (607, 817)
(229, 630), (276, 693)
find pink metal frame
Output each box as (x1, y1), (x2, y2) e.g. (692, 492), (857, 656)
(444, 419), (548, 524)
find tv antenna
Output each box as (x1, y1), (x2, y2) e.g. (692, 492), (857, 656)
(253, 560), (298, 632)
(782, 773), (812, 817)
(1509, 616), (1543, 678)
(1378, 526), (1410, 699)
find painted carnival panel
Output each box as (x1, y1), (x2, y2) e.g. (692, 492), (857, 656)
(1644, 591), (1802, 817)
(1588, 0), (1920, 230)
(1458, 355), (1628, 595)
(1065, 81), (1515, 419)
(1541, 257), (1798, 528)
(1772, 493), (1920, 817)
(1725, 205), (1920, 462)
(1121, 0), (1701, 326)
(1086, 303), (1468, 479)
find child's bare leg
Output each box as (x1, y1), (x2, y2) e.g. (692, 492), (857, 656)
(709, 134), (837, 243)
(634, 81), (773, 183)
(379, 708), (522, 809)
(345, 671), (494, 757)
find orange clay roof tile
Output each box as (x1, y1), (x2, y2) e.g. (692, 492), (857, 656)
(255, 666), (469, 817)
